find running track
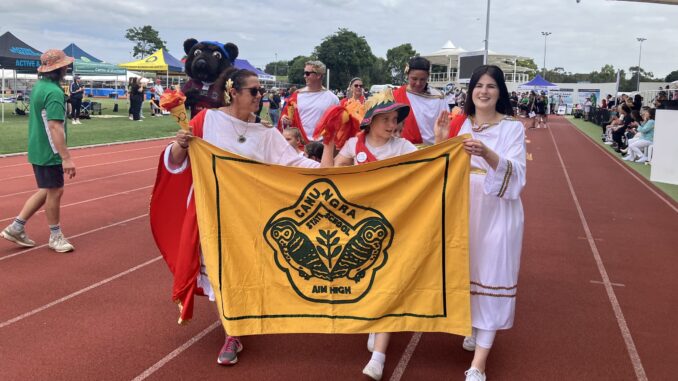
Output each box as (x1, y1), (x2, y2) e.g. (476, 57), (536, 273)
(1, 117), (676, 380)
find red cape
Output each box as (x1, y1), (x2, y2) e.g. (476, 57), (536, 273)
(393, 86), (423, 144)
(277, 92), (310, 143)
(149, 110), (207, 324)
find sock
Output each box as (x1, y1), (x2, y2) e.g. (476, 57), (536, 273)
(370, 351), (386, 365)
(11, 217), (27, 232)
(49, 224), (62, 237)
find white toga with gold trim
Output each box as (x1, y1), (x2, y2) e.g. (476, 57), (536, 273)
(459, 117), (526, 330)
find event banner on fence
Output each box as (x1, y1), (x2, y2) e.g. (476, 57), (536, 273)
(189, 136), (471, 337)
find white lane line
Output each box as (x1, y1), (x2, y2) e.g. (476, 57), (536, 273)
(3, 155), (158, 181)
(568, 121), (678, 214)
(0, 185), (153, 223)
(131, 321), (221, 381)
(548, 126), (647, 381)
(0, 167), (155, 198)
(389, 332), (422, 381)
(0, 145), (165, 169)
(0, 256), (161, 329)
(590, 280), (625, 287)
(0, 214), (148, 262)
(0, 136), (172, 160)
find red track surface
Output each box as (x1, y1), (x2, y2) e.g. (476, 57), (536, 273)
(1, 118), (676, 381)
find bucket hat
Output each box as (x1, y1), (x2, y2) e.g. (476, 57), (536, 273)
(37, 49), (74, 73)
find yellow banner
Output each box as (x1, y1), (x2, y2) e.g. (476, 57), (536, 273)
(190, 135), (471, 336)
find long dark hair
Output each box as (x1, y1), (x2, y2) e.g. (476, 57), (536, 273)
(214, 67), (258, 106)
(38, 67), (67, 83)
(464, 65), (513, 117)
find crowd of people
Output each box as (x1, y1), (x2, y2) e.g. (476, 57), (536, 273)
(598, 93), (657, 164)
(3, 48), (528, 381)
(158, 55), (526, 381)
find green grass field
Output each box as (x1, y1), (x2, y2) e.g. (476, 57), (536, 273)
(0, 98), (177, 155)
(0, 98), (272, 155)
(566, 116), (678, 202)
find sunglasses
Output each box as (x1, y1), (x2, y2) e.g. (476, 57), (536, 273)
(303, 71), (317, 76)
(240, 87), (264, 96)
(353, 84), (364, 88)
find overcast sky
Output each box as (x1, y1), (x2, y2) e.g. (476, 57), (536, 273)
(1, 0), (677, 78)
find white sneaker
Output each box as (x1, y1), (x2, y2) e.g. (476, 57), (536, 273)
(635, 157), (647, 164)
(462, 336), (476, 351)
(604, 141), (614, 145)
(48, 233), (74, 253)
(362, 360), (384, 381)
(1, 225), (36, 247)
(367, 333), (375, 352)
(622, 155), (634, 161)
(464, 367), (486, 381)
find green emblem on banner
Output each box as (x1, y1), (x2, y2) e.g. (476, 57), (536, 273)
(263, 179), (393, 303)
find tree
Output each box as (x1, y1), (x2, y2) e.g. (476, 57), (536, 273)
(264, 60), (289, 77)
(386, 43), (417, 84)
(287, 55), (312, 86)
(517, 58), (538, 78)
(125, 25), (167, 59)
(368, 57), (391, 86)
(665, 70), (678, 82)
(314, 28), (376, 89)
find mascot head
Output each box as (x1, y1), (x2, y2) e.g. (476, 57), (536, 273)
(183, 39), (238, 83)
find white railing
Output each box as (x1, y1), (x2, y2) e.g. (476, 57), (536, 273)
(429, 71), (529, 85)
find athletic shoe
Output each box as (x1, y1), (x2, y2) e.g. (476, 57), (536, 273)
(464, 367), (486, 381)
(129, 115), (133, 120)
(367, 332), (375, 352)
(635, 157), (648, 164)
(1, 225), (36, 247)
(622, 155), (634, 161)
(217, 336), (243, 365)
(604, 141), (614, 145)
(362, 360), (384, 381)
(48, 233), (74, 253)
(462, 336), (476, 352)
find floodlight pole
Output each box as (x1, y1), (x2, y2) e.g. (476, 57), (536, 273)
(483, 0), (491, 65)
(541, 32), (552, 79)
(274, 53), (278, 77)
(636, 37), (646, 92)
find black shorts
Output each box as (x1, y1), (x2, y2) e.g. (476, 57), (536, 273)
(32, 164), (64, 189)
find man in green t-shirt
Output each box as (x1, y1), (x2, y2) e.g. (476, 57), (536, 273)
(1, 49), (76, 253)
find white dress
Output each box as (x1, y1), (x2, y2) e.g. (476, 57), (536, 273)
(458, 117), (526, 330)
(339, 136), (417, 164)
(163, 109), (321, 300)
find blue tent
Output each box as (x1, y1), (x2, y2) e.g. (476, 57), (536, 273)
(234, 59), (274, 81)
(518, 74), (559, 90)
(63, 43), (126, 76)
(63, 43), (101, 63)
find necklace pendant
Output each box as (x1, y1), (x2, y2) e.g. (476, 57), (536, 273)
(238, 135), (247, 143)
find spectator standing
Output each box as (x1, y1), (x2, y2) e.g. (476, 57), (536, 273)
(128, 78), (144, 122)
(509, 91), (519, 114)
(1, 49), (76, 252)
(69, 75), (84, 124)
(152, 79), (164, 116)
(268, 88), (281, 127)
